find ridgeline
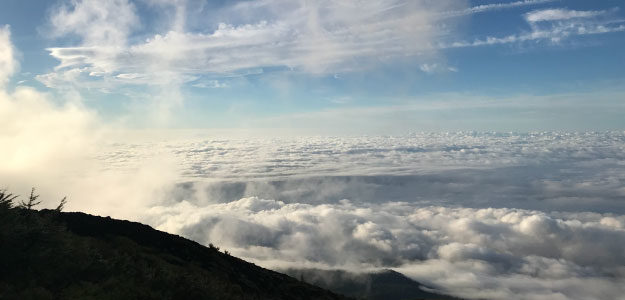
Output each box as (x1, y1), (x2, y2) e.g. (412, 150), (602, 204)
(0, 190), (461, 300)
(0, 190), (348, 300)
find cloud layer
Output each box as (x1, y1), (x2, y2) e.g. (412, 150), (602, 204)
(143, 197), (625, 300)
(80, 131), (625, 299)
(95, 132), (625, 212)
(88, 131), (625, 299)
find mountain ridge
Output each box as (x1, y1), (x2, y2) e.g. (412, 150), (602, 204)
(282, 268), (461, 300)
(0, 206), (349, 300)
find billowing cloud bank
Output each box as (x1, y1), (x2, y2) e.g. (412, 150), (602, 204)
(1, 25), (96, 198)
(144, 198), (625, 300)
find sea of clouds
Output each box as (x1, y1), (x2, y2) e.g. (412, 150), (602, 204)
(99, 132), (625, 213)
(88, 132), (625, 300)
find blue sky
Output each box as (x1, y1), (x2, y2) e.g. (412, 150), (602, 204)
(1, 0), (625, 132)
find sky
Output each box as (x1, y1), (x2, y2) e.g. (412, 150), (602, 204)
(3, 2), (625, 299)
(1, 0), (624, 132)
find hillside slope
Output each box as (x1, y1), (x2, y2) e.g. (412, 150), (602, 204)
(0, 205), (349, 300)
(282, 268), (461, 300)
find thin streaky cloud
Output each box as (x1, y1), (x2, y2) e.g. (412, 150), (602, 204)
(443, 7), (625, 48)
(444, 24), (625, 48)
(441, 0), (557, 18)
(39, 0), (457, 88)
(525, 8), (614, 22)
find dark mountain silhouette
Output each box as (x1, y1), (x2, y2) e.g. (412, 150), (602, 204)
(281, 268), (462, 300)
(0, 190), (464, 300)
(0, 191), (349, 300)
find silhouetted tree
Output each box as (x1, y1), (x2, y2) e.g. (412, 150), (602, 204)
(0, 189), (17, 210)
(19, 188), (41, 210)
(55, 196), (67, 212)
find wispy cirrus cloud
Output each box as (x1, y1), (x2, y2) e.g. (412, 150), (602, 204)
(445, 7), (625, 48)
(38, 0), (622, 92)
(39, 0), (463, 90)
(36, 0), (468, 125)
(419, 63), (458, 74)
(33, 0), (625, 123)
(524, 8), (611, 22)
(441, 0), (556, 18)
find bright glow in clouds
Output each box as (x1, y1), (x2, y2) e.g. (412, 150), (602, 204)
(0, 26), (179, 219)
(1, 26), (95, 178)
(0, 26), (18, 87)
(1, 26), (96, 175)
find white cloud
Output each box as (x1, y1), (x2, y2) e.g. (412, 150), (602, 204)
(142, 197), (625, 300)
(445, 7), (625, 48)
(93, 131), (625, 215)
(0, 26), (181, 220)
(8, 125), (625, 298)
(192, 80), (228, 89)
(0, 84), (182, 219)
(40, 0), (464, 89)
(0, 25), (18, 87)
(525, 8), (610, 23)
(49, 0), (139, 47)
(42, 0), (140, 87)
(443, 0), (556, 18)
(2, 29), (98, 183)
(34, 0), (471, 126)
(419, 63), (458, 73)
(39, 0), (625, 94)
